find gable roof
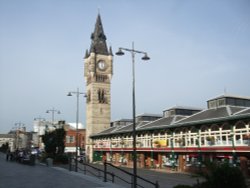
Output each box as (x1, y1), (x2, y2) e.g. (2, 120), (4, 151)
(176, 106), (245, 124)
(91, 106), (250, 138)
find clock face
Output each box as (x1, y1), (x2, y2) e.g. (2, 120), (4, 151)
(98, 60), (106, 70)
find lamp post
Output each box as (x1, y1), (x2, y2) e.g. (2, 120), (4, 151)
(196, 131), (202, 171)
(116, 42), (150, 188)
(34, 117), (46, 121)
(46, 107), (61, 128)
(230, 126), (237, 166)
(67, 88), (86, 172)
(170, 135), (175, 171)
(110, 138), (113, 162)
(150, 136), (154, 168)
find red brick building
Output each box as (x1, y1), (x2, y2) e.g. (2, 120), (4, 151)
(64, 126), (86, 154)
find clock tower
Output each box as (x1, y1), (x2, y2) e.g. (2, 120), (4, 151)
(84, 14), (113, 162)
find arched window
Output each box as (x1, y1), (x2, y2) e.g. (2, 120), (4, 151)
(211, 124), (219, 131)
(200, 125), (209, 132)
(87, 90), (91, 103)
(210, 124), (220, 145)
(98, 89), (106, 103)
(235, 121), (247, 144)
(189, 127), (198, 146)
(182, 127), (189, 146)
(235, 121), (246, 129)
(221, 123), (231, 145)
(174, 128), (181, 146)
(200, 125), (209, 146)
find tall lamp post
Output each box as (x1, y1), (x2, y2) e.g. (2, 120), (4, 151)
(67, 88), (86, 172)
(196, 130), (202, 171)
(116, 42), (150, 188)
(46, 107), (61, 128)
(230, 126), (237, 166)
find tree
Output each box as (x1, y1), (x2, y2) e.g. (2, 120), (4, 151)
(0, 142), (9, 152)
(42, 128), (66, 158)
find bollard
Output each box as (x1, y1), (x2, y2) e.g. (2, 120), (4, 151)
(46, 158), (53, 167)
(75, 158), (78, 172)
(131, 175), (134, 188)
(111, 172), (114, 183)
(98, 169), (101, 178)
(83, 161), (86, 175)
(104, 160), (107, 182)
(69, 158), (72, 171)
(155, 180), (159, 188)
(29, 154), (36, 166)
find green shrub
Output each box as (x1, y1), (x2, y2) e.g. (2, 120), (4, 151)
(198, 163), (247, 188)
(174, 163), (247, 188)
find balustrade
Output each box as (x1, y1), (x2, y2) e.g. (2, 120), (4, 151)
(93, 123), (250, 150)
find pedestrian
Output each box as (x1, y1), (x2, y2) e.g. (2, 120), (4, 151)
(6, 149), (10, 161)
(18, 150), (24, 163)
(10, 152), (14, 161)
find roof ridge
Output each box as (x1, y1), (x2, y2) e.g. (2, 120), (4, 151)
(112, 122), (133, 132)
(170, 116), (177, 125)
(176, 108), (207, 123)
(234, 107), (250, 115)
(137, 116), (166, 129)
(226, 105), (232, 116)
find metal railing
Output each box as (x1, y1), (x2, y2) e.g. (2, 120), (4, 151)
(69, 158), (159, 188)
(104, 160), (159, 188)
(69, 158), (115, 182)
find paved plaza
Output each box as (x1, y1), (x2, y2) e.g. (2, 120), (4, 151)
(0, 152), (123, 188)
(82, 163), (201, 188)
(0, 151), (202, 188)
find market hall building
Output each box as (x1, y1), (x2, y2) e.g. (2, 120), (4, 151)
(90, 94), (250, 176)
(83, 14), (250, 176)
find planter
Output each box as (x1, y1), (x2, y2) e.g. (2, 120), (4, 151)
(206, 136), (215, 142)
(243, 134), (250, 140)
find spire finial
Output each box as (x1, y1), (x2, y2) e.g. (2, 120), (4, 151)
(89, 13), (108, 55)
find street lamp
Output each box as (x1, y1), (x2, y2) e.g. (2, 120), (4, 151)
(170, 135), (175, 171)
(230, 126), (237, 166)
(46, 107), (61, 128)
(116, 42), (150, 188)
(34, 117), (46, 121)
(150, 136), (154, 168)
(67, 88), (86, 172)
(196, 131), (202, 171)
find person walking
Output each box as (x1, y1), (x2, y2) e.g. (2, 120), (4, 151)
(6, 149), (10, 161)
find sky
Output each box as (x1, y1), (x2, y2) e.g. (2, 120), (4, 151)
(0, 0), (250, 133)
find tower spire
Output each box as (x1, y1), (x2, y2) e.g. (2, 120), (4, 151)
(90, 14), (108, 55)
